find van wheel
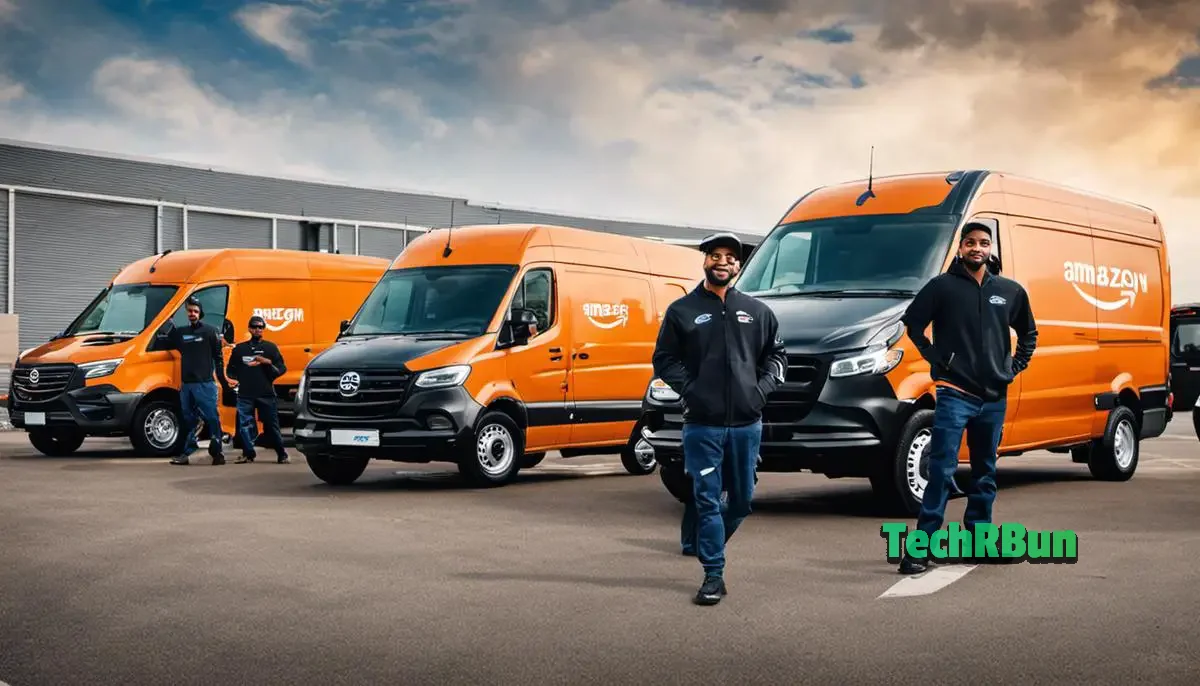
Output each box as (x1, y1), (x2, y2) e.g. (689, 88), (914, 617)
(659, 460), (692, 503)
(1087, 405), (1139, 482)
(458, 411), (523, 487)
(620, 420), (657, 475)
(1191, 405), (1200, 442)
(306, 454), (370, 485)
(521, 452), (546, 468)
(130, 400), (185, 457)
(871, 409), (934, 517)
(28, 428), (85, 456)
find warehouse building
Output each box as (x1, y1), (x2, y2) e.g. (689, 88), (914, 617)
(0, 138), (760, 366)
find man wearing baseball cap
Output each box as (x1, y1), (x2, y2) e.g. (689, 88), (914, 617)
(652, 231), (787, 605)
(226, 315), (290, 464)
(896, 219), (1038, 574)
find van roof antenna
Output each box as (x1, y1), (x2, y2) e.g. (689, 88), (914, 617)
(856, 145), (876, 207)
(148, 249), (173, 273)
(442, 225), (453, 258)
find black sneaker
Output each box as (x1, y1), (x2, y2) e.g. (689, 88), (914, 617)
(693, 575), (727, 605)
(276, 453), (290, 464)
(235, 454), (256, 464)
(169, 456), (189, 466)
(898, 555), (937, 575)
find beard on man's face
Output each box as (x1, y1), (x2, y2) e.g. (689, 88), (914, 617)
(705, 265), (734, 287)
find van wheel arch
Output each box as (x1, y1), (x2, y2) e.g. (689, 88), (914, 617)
(486, 396), (528, 431)
(1084, 404), (1140, 482)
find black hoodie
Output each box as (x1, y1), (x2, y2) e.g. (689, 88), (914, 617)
(901, 257), (1038, 401)
(652, 283), (789, 427)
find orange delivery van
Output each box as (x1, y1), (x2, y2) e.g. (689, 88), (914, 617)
(292, 223), (703, 487)
(5, 248), (390, 457)
(639, 170), (1173, 515)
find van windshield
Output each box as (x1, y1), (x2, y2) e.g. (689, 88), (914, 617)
(736, 214), (959, 297)
(345, 265), (519, 337)
(64, 283), (180, 338)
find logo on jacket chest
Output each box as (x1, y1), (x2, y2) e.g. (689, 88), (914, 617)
(989, 295), (1007, 306)
(736, 309), (754, 324)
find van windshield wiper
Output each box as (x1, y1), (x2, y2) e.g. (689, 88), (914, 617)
(809, 288), (916, 297)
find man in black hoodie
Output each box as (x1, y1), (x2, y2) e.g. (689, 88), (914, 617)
(897, 220), (1038, 574)
(226, 315), (289, 464)
(159, 296), (231, 465)
(652, 232), (788, 605)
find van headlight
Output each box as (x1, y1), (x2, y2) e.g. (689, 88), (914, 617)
(829, 344), (903, 378)
(414, 364), (471, 389)
(78, 358), (123, 379)
(295, 371), (308, 405)
(647, 378), (680, 402)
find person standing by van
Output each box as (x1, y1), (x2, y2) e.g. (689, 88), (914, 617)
(226, 315), (290, 464)
(652, 232), (788, 606)
(897, 220), (1038, 574)
(161, 296), (231, 466)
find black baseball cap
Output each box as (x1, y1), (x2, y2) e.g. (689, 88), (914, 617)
(248, 315), (266, 328)
(698, 232), (744, 259)
(960, 218), (996, 240)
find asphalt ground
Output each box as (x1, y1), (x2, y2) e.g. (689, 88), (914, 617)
(1, 420), (1199, 685)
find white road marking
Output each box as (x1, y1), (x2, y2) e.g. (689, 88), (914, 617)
(878, 564), (978, 599)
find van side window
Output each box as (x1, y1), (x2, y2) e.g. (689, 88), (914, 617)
(511, 268), (554, 334)
(170, 285), (230, 331)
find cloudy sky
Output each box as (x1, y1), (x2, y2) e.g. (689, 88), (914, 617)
(1, 0), (1199, 295)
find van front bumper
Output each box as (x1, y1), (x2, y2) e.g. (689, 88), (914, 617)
(641, 373), (913, 478)
(292, 385), (484, 463)
(7, 384), (143, 435)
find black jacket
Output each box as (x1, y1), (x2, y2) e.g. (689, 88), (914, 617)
(901, 258), (1038, 401)
(161, 321), (229, 386)
(652, 283), (788, 427)
(226, 339), (286, 399)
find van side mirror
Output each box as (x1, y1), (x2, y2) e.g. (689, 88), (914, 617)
(222, 318), (235, 344)
(507, 308), (538, 346)
(339, 319), (351, 336)
(147, 321), (174, 352)
(987, 254), (1002, 275)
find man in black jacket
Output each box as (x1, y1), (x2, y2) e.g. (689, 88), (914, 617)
(226, 315), (289, 464)
(897, 219), (1038, 574)
(160, 296), (232, 465)
(652, 232), (788, 605)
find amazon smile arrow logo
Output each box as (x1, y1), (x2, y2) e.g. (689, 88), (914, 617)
(1063, 261), (1147, 311)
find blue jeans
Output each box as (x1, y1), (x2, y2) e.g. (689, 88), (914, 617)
(180, 381), (222, 457)
(680, 421), (762, 578)
(236, 395), (286, 458)
(915, 386), (1006, 539)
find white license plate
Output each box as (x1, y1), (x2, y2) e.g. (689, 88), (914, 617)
(24, 412), (45, 426)
(330, 429), (380, 447)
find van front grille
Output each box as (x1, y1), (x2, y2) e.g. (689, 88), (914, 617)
(11, 364), (77, 404)
(305, 368), (412, 420)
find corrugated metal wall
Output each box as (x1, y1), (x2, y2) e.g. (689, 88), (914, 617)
(186, 212), (272, 249)
(14, 193), (156, 348)
(1, 190), (8, 314)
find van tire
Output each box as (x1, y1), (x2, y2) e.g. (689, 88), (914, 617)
(28, 428), (85, 456)
(458, 411), (523, 487)
(1087, 405), (1139, 482)
(620, 420), (657, 475)
(306, 454), (369, 486)
(1191, 405), (1200, 442)
(659, 460), (692, 504)
(130, 400), (186, 457)
(871, 409), (935, 517)
(520, 452), (546, 468)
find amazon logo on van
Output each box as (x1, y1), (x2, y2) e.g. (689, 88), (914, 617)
(582, 302), (629, 329)
(1062, 261), (1148, 311)
(253, 307), (306, 332)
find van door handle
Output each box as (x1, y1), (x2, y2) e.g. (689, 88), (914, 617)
(575, 352), (589, 360)
(549, 347), (561, 353)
